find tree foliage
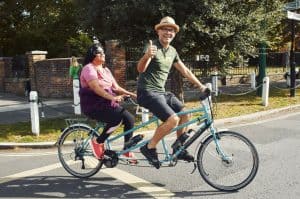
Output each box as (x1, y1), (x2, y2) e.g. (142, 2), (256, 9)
(0, 0), (89, 57)
(0, 0), (290, 65)
(79, 0), (286, 69)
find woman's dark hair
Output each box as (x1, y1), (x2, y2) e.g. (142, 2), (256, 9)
(84, 43), (104, 65)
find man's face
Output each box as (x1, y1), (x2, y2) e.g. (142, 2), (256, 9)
(157, 26), (176, 46)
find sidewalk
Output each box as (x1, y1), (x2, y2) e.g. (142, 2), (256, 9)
(0, 92), (74, 124)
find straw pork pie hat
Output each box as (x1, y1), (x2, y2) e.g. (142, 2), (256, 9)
(154, 16), (180, 33)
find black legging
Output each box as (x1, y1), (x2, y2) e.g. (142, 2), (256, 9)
(87, 106), (135, 149)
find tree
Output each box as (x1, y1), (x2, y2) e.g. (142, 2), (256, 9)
(0, 0), (89, 57)
(79, 0), (285, 64)
(78, 0), (285, 98)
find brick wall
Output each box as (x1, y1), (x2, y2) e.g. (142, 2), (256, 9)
(27, 40), (127, 98)
(34, 58), (72, 98)
(4, 78), (30, 95)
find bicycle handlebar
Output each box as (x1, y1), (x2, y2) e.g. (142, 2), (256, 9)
(199, 88), (211, 101)
(124, 96), (139, 106)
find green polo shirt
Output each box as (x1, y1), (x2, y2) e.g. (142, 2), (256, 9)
(137, 40), (181, 92)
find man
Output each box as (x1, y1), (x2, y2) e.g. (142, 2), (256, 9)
(137, 16), (208, 169)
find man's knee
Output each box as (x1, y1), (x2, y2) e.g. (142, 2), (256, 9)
(165, 115), (180, 128)
(180, 113), (190, 121)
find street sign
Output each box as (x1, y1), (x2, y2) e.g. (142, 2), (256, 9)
(287, 11), (300, 21)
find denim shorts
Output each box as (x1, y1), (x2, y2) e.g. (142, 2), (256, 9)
(137, 90), (184, 122)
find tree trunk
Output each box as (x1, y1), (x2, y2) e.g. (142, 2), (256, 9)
(170, 68), (184, 103)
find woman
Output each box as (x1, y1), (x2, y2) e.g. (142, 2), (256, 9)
(79, 43), (137, 162)
(69, 56), (82, 115)
(69, 56), (82, 85)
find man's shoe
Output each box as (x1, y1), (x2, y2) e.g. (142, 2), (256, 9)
(122, 152), (138, 164)
(89, 139), (105, 159)
(140, 144), (160, 169)
(177, 149), (194, 162)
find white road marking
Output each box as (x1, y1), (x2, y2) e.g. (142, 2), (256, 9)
(101, 168), (174, 199)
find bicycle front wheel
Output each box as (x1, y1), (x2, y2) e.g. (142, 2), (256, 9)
(57, 125), (103, 178)
(197, 131), (259, 191)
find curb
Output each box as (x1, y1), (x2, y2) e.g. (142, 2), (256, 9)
(214, 104), (300, 126)
(1, 104), (300, 150)
(0, 142), (56, 149)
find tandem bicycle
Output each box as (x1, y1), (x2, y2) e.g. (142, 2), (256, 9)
(57, 92), (259, 191)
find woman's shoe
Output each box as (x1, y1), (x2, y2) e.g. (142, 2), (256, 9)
(89, 139), (105, 159)
(123, 152), (138, 164)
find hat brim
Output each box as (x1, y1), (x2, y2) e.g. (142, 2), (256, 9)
(155, 23), (179, 33)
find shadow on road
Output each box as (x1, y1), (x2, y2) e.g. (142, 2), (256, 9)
(0, 175), (234, 198)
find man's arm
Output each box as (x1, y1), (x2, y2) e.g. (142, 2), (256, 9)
(137, 40), (157, 73)
(173, 61), (206, 92)
(137, 53), (152, 73)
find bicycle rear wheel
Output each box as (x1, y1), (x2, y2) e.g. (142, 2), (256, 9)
(57, 125), (103, 178)
(197, 131), (259, 191)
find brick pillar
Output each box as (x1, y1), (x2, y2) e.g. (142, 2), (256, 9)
(0, 58), (6, 91)
(105, 40), (126, 87)
(0, 57), (12, 91)
(26, 51), (48, 90)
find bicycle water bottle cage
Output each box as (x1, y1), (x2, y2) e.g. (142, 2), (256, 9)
(171, 132), (190, 150)
(124, 134), (144, 149)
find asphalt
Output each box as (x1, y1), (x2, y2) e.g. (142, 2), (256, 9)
(0, 88), (300, 149)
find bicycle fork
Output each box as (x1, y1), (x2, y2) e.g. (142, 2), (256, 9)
(209, 125), (232, 163)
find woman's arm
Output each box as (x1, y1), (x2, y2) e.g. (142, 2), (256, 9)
(113, 82), (137, 99)
(87, 79), (124, 102)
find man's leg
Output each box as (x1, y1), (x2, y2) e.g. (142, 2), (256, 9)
(148, 114), (180, 149)
(176, 112), (190, 137)
(173, 112), (194, 162)
(141, 114), (179, 169)
(138, 90), (179, 168)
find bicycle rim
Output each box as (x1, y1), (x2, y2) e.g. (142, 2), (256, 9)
(197, 131), (259, 191)
(57, 126), (103, 178)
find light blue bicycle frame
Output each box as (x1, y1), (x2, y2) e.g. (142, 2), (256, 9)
(91, 97), (228, 164)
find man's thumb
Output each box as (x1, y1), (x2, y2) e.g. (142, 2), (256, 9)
(149, 40), (152, 46)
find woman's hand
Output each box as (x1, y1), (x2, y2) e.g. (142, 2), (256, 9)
(113, 95), (124, 103)
(130, 93), (137, 99)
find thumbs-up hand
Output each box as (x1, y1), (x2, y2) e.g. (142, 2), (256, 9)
(146, 40), (157, 59)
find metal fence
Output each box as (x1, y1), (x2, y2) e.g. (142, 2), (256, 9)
(125, 50), (300, 81)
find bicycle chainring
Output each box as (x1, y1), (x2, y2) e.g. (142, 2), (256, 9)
(103, 150), (119, 168)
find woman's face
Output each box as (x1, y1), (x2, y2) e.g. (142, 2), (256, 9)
(93, 47), (105, 65)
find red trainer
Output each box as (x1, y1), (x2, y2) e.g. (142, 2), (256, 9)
(89, 139), (105, 159)
(123, 152), (138, 164)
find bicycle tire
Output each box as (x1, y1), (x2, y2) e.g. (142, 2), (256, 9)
(197, 131), (259, 191)
(57, 124), (103, 178)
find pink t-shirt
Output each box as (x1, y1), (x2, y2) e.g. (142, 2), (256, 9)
(80, 63), (117, 90)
